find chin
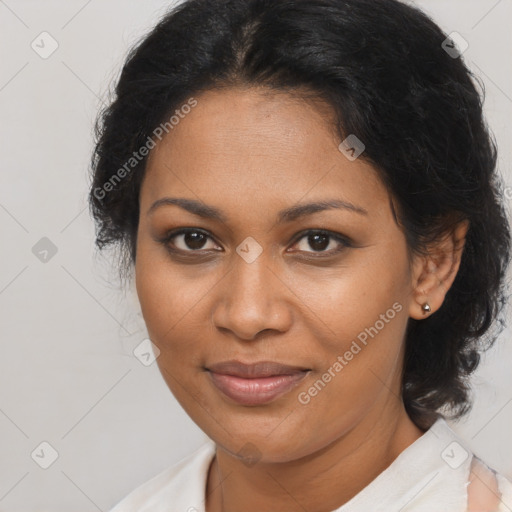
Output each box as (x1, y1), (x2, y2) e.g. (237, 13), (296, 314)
(202, 413), (319, 464)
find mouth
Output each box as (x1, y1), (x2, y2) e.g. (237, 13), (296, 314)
(205, 360), (311, 406)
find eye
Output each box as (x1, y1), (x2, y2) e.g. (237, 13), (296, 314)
(161, 228), (221, 252)
(289, 229), (351, 256)
(159, 227), (352, 258)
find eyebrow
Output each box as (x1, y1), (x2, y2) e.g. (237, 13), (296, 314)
(147, 197), (368, 223)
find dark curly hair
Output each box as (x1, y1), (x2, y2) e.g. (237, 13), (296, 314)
(88, 0), (511, 430)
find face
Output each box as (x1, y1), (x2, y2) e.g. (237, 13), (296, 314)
(135, 86), (420, 463)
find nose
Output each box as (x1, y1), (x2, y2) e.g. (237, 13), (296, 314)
(211, 250), (293, 341)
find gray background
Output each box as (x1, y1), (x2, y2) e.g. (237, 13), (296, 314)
(0, 0), (511, 510)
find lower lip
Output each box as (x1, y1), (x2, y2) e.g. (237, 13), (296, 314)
(208, 371), (309, 406)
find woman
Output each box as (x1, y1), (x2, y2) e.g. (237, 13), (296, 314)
(89, 0), (512, 510)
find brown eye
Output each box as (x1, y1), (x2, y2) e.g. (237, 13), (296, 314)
(162, 229), (220, 252)
(291, 230), (351, 255)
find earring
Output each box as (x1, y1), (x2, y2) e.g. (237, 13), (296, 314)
(421, 302), (431, 314)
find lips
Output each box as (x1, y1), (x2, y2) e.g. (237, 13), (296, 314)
(207, 360), (310, 378)
(206, 360), (310, 406)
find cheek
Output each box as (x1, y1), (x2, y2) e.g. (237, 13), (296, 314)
(290, 246), (411, 402)
(288, 247), (410, 352)
(135, 235), (190, 329)
(134, 251), (205, 401)
(134, 239), (218, 369)
(135, 241), (186, 347)
(292, 280), (409, 446)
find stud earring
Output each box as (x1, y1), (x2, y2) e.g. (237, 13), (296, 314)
(421, 302), (431, 314)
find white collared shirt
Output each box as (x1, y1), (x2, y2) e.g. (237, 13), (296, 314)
(109, 418), (512, 512)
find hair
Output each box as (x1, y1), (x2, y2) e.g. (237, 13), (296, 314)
(89, 0), (511, 430)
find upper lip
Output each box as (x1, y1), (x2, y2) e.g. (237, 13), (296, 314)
(206, 360), (310, 378)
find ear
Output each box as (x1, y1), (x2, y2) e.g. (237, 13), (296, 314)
(409, 220), (470, 320)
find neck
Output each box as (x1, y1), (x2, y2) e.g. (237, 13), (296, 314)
(205, 404), (426, 512)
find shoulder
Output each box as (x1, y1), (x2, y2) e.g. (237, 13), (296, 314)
(466, 456), (512, 512)
(109, 440), (216, 512)
(423, 418), (512, 512)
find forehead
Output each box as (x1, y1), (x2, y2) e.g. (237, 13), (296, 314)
(141, 87), (389, 221)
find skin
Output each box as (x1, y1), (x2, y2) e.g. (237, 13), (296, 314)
(134, 85), (469, 512)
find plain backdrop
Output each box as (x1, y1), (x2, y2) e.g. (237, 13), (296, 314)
(0, 0), (511, 510)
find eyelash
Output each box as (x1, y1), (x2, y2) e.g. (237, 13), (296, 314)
(159, 228), (353, 258)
